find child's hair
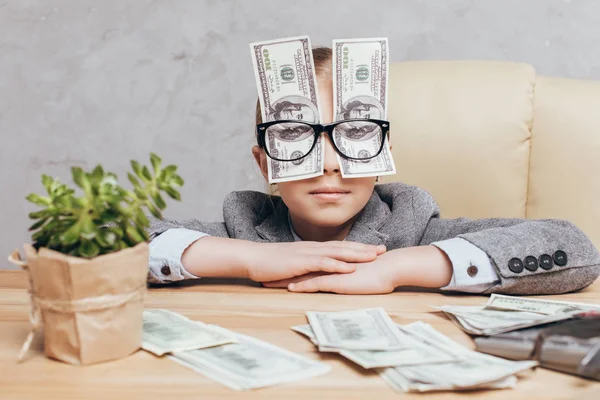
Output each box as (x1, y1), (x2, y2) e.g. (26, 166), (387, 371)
(254, 47), (333, 127)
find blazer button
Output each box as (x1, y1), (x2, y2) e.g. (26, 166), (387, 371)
(539, 254), (554, 270)
(161, 266), (171, 275)
(467, 266), (478, 277)
(524, 256), (538, 272)
(553, 250), (568, 266)
(508, 258), (524, 273)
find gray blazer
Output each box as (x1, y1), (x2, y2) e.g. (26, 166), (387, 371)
(149, 182), (600, 295)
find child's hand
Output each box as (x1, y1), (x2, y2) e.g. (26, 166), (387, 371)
(263, 246), (453, 294)
(262, 251), (398, 294)
(245, 241), (386, 282)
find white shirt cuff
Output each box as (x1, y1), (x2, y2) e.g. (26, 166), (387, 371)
(431, 237), (500, 293)
(148, 228), (207, 282)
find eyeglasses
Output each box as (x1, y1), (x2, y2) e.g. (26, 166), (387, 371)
(256, 119), (390, 162)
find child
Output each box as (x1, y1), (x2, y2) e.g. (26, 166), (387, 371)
(148, 47), (600, 295)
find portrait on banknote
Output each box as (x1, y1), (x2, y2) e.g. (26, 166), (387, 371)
(267, 122), (314, 141)
(335, 120), (381, 141)
(267, 96), (319, 122)
(337, 95), (385, 120)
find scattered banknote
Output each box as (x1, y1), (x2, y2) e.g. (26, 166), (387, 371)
(142, 309), (236, 356)
(332, 38), (396, 178)
(381, 366), (519, 393)
(306, 307), (407, 350)
(380, 322), (538, 393)
(250, 36), (324, 183)
(291, 324), (340, 352)
(485, 294), (600, 315)
(435, 305), (576, 336)
(292, 323), (460, 369)
(171, 325), (330, 391)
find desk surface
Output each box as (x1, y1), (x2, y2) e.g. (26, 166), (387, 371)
(1, 270), (600, 400)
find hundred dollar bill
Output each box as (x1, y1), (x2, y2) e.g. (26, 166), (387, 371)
(250, 36), (324, 183)
(306, 307), (407, 350)
(381, 367), (518, 393)
(332, 38), (396, 178)
(172, 326), (330, 390)
(291, 324), (339, 352)
(435, 305), (575, 335)
(292, 324), (460, 369)
(380, 322), (537, 392)
(142, 309), (236, 356)
(486, 294), (600, 315)
(168, 355), (246, 391)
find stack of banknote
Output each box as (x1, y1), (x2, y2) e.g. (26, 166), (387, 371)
(436, 294), (600, 336)
(294, 307), (537, 392)
(142, 309), (330, 391)
(250, 36), (396, 183)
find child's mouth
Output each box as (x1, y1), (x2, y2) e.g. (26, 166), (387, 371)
(309, 187), (351, 201)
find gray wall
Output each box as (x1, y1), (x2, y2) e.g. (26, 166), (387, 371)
(2, 0), (600, 268)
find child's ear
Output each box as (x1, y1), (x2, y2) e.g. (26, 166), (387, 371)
(252, 146), (269, 182)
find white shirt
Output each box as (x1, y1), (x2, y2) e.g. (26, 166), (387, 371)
(149, 224), (500, 293)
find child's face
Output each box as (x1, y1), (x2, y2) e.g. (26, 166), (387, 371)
(252, 77), (376, 229)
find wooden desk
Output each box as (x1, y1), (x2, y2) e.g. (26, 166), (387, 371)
(1, 270), (600, 400)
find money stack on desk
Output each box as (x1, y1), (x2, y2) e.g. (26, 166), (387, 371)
(293, 307), (537, 393)
(437, 294), (600, 335)
(142, 309), (330, 391)
(439, 295), (600, 381)
(141, 296), (600, 392)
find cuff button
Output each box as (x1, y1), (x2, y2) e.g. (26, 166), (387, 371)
(553, 250), (567, 266)
(539, 254), (554, 270)
(508, 258), (524, 273)
(161, 266), (171, 275)
(524, 256), (538, 272)
(467, 265), (478, 277)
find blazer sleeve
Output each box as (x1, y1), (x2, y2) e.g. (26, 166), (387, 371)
(143, 218), (230, 284)
(148, 216), (230, 240)
(413, 187), (600, 295)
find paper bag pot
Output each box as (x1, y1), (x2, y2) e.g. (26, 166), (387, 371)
(10, 242), (148, 365)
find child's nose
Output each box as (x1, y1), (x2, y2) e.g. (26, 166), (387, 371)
(322, 135), (341, 174)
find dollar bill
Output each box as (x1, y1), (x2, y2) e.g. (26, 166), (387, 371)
(306, 307), (407, 350)
(486, 294), (600, 315)
(142, 309), (236, 356)
(171, 325), (330, 390)
(332, 38), (396, 178)
(380, 322), (537, 392)
(291, 324), (340, 352)
(435, 305), (575, 335)
(250, 36), (324, 183)
(168, 355), (246, 391)
(292, 324), (460, 369)
(381, 367), (518, 393)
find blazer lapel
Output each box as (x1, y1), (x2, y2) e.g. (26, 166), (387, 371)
(345, 190), (391, 245)
(254, 199), (294, 243)
(254, 190), (391, 245)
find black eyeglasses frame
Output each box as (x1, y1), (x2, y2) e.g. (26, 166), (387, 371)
(256, 119), (390, 162)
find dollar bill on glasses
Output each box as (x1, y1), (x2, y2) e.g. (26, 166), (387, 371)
(250, 36), (397, 183)
(249, 36), (324, 183)
(332, 37), (396, 178)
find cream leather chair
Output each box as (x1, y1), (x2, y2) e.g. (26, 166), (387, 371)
(383, 61), (600, 249)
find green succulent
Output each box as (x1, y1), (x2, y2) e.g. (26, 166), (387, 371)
(26, 153), (183, 258)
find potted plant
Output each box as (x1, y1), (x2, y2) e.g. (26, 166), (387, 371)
(8, 153), (183, 365)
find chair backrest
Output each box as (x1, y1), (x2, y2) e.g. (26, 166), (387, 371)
(383, 61), (600, 248)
